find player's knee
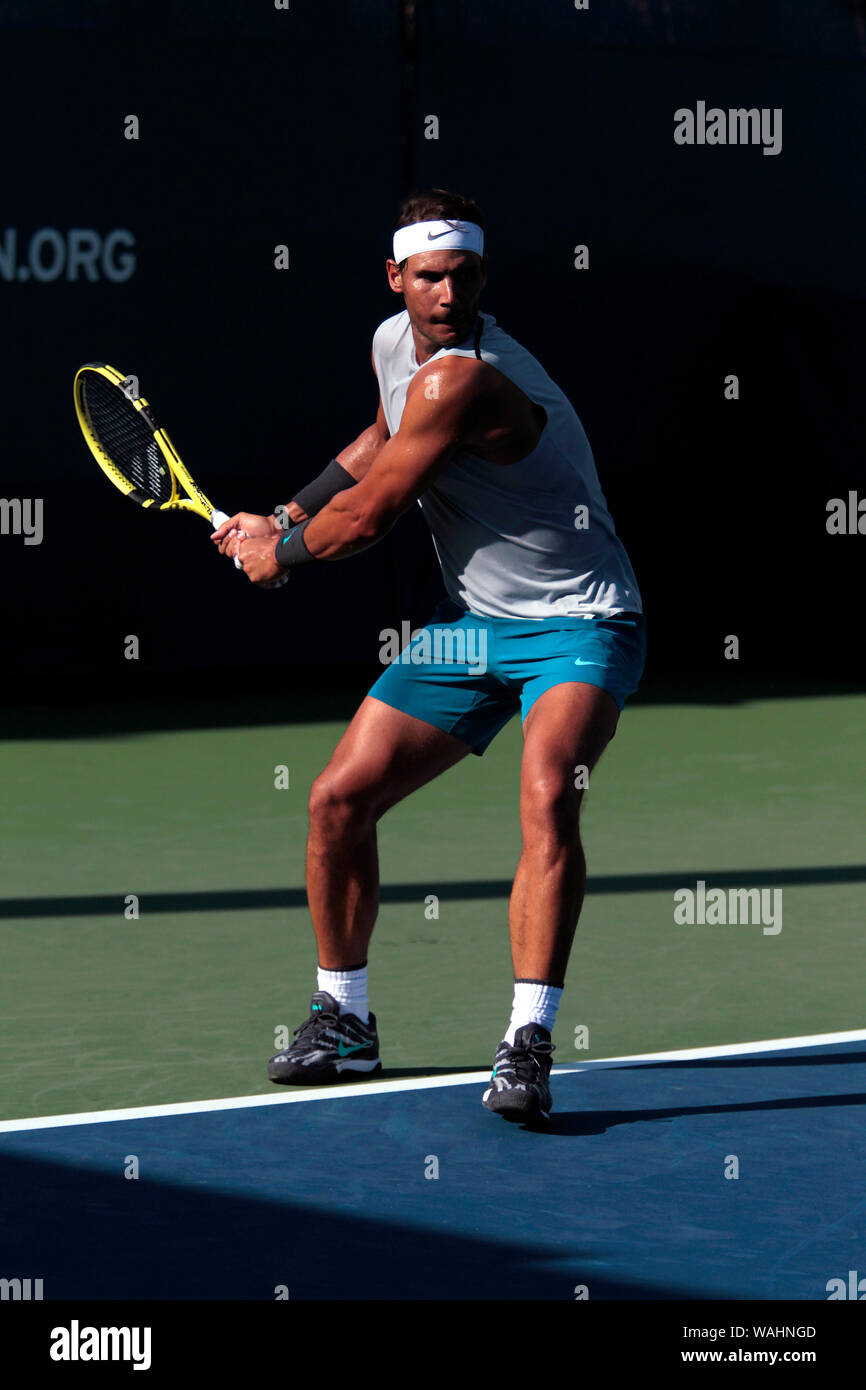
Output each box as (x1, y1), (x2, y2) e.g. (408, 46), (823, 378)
(521, 772), (582, 841)
(308, 767), (376, 839)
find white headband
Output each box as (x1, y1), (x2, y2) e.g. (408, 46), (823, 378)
(392, 219), (484, 264)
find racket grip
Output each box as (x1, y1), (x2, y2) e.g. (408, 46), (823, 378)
(210, 508), (244, 569)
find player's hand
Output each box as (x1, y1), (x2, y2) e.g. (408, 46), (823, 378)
(211, 511), (280, 557)
(236, 533), (286, 587)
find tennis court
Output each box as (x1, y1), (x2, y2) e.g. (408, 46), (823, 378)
(2, 684), (864, 1298)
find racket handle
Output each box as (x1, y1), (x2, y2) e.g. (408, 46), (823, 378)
(210, 508), (244, 569)
(210, 507), (286, 585)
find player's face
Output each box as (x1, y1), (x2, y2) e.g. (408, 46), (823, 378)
(389, 250), (487, 352)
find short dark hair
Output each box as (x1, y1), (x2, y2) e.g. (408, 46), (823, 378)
(393, 187), (485, 233)
(393, 188), (485, 268)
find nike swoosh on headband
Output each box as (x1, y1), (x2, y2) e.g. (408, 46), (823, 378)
(427, 226), (461, 239)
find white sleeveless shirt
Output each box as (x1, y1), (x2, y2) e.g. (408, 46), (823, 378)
(372, 309), (642, 619)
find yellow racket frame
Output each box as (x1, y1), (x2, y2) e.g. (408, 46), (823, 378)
(73, 361), (222, 522)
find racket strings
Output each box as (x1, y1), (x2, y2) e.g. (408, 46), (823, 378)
(82, 375), (173, 504)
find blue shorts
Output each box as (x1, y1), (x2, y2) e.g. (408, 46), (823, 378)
(368, 598), (647, 755)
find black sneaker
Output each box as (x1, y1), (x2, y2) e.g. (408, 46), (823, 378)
(268, 990), (381, 1085)
(482, 1023), (555, 1121)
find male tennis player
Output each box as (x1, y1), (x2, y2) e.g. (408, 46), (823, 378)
(212, 189), (645, 1122)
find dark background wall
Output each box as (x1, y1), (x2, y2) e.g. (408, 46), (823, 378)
(2, 0), (863, 707)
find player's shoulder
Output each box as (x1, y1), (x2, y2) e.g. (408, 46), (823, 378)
(372, 310), (411, 354)
(406, 352), (501, 418)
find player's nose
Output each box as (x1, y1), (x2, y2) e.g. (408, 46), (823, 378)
(438, 277), (455, 304)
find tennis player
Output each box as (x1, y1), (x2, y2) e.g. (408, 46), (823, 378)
(212, 189), (645, 1122)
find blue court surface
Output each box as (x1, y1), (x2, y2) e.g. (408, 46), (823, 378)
(1, 1031), (864, 1301)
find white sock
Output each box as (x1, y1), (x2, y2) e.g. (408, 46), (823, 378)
(317, 965), (369, 1024)
(504, 979), (563, 1045)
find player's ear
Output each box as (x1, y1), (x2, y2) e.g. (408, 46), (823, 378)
(478, 253), (488, 288)
(386, 258), (404, 293)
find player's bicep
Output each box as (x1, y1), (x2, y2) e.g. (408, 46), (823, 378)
(348, 382), (464, 524)
(346, 437), (452, 527)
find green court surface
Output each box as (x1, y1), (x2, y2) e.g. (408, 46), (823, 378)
(1, 690), (864, 1122)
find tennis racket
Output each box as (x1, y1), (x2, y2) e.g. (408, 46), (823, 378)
(73, 361), (288, 585)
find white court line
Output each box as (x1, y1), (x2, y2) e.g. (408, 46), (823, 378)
(1, 1027), (864, 1135)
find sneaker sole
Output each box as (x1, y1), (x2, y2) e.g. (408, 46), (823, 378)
(268, 1058), (382, 1086)
(482, 1087), (550, 1122)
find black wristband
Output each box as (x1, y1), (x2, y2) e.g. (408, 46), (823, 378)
(291, 459), (355, 518)
(274, 519), (318, 569)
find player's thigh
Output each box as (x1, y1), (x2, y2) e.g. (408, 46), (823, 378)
(519, 682), (620, 828)
(312, 694), (473, 820)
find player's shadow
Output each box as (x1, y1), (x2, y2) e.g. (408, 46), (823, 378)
(533, 1089), (866, 1136)
(378, 1066), (486, 1080)
(615, 1051), (866, 1071)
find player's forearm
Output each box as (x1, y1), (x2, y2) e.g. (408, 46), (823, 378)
(302, 485), (397, 560)
(334, 421), (389, 482)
